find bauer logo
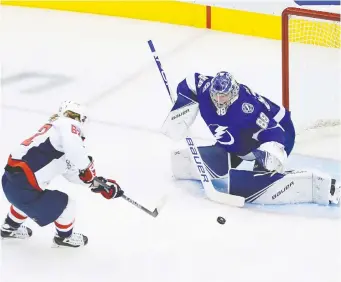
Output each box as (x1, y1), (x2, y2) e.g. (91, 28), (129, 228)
(171, 109), (189, 120)
(186, 137), (209, 183)
(242, 103), (254, 114)
(272, 181), (294, 200)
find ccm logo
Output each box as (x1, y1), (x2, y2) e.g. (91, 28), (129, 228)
(186, 137), (209, 183)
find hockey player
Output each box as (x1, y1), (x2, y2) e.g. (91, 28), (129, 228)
(1, 101), (124, 247)
(162, 72), (340, 205)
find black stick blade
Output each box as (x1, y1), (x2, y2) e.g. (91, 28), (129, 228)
(151, 208), (159, 217)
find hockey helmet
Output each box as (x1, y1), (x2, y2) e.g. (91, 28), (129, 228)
(58, 100), (88, 125)
(210, 71), (240, 115)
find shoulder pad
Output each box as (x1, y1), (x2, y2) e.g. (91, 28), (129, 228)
(194, 73), (211, 89)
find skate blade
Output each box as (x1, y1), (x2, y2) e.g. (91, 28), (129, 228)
(51, 240), (70, 248)
(1, 235), (32, 240)
(51, 240), (85, 248)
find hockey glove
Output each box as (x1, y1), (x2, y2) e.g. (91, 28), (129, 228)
(253, 142), (287, 173)
(79, 156), (96, 184)
(91, 177), (124, 199)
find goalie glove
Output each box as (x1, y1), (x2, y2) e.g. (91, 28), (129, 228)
(91, 177), (124, 199)
(252, 142), (287, 173)
(161, 102), (199, 141)
(79, 156), (96, 184)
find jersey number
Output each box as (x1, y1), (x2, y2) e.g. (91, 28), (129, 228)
(197, 74), (208, 88)
(21, 124), (52, 146)
(256, 112), (269, 129)
(71, 125), (81, 136)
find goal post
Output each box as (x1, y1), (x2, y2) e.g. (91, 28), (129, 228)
(281, 7), (340, 110)
(281, 7), (340, 160)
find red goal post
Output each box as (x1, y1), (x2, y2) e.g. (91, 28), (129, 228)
(281, 7), (340, 110)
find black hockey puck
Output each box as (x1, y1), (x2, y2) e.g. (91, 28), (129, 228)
(217, 216), (226, 225)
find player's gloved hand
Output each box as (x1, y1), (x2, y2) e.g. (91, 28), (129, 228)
(253, 142), (287, 173)
(79, 156), (96, 184)
(91, 176), (124, 199)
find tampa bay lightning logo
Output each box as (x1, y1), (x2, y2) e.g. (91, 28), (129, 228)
(209, 124), (235, 145)
(242, 103), (254, 114)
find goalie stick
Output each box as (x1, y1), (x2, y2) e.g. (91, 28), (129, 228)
(94, 177), (160, 217)
(147, 39), (245, 208)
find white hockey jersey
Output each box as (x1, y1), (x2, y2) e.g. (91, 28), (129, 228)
(6, 116), (91, 190)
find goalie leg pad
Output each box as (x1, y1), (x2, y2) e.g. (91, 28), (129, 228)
(171, 144), (236, 180)
(311, 170), (336, 205)
(229, 169), (335, 205)
(171, 148), (201, 180)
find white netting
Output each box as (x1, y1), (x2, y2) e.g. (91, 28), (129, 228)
(289, 15), (340, 48)
(287, 12), (341, 160)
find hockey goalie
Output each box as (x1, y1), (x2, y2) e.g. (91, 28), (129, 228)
(162, 71), (340, 206)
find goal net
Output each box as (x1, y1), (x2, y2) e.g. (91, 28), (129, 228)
(282, 7), (341, 160)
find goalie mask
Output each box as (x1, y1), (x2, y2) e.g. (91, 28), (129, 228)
(210, 71), (240, 116)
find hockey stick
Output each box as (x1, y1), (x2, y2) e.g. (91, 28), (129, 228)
(147, 40), (245, 208)
(121, 194), (159, 217)
(94, 177), (159, 217)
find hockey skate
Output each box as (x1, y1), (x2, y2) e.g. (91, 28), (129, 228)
(1, 223), (32, 240)
(52, 232), (88, 248)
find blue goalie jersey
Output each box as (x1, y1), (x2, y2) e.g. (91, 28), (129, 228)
(173, 73), (295, 157)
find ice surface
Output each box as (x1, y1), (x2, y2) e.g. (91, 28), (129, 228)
(0, 6), (340, 282)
